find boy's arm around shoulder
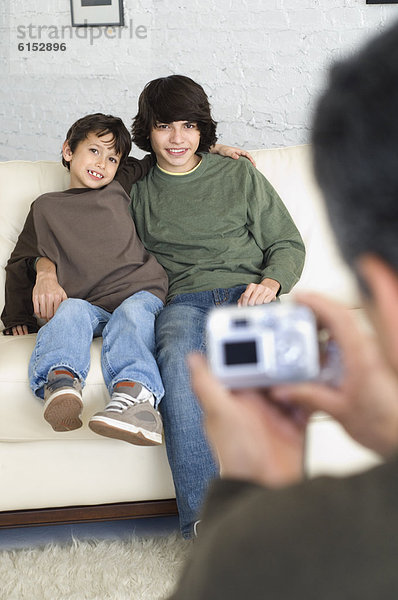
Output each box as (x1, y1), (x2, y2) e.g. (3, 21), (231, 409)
(210, 143), (256, 167)
(1, 203), (40, 334)
(115, 154), (155, 195)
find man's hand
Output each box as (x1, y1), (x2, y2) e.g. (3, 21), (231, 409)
(270, 293), (398, 458)
(210, 143), (256, 167)
(238, 278), (280, 306)
(188, 353), (308, 488)
(33, 257), (67, 321)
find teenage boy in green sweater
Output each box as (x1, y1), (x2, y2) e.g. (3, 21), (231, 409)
(129, 74), (306, 537)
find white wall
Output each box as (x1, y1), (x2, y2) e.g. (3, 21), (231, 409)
(1, 0), (398, 161)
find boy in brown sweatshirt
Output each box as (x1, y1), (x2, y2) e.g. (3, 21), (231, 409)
(2, 113), (168, 445)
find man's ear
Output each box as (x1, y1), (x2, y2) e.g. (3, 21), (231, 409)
(358, 254), (398, 370)
(62, 141), (73, 163)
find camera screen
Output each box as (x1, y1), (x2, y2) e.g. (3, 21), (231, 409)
(224, 340), (258, 366)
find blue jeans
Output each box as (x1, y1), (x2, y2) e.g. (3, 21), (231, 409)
(29, 291), (164, 401)
(155, 285), (247, 538)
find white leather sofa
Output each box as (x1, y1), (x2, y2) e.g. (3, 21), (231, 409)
(0, 145), (380, 529)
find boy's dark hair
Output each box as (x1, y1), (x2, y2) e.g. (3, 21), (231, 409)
(62, 113), (131, 170)
(312, 20), (398, 272)
(132, 75), (217, 153)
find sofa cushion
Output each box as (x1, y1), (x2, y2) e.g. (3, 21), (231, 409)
(0, 331), (177, 511)
(0, 439), (176, 511)
(0, 334), (120, 441)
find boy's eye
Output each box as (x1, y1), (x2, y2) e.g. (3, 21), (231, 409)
(109, 157), (118, 164)
(155, 123), (169, 129)
(185, 122), (197, 129)
(90, 148), (99, 154)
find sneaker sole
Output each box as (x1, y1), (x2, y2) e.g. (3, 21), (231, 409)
(44, 390), (83, 432)
(88, 416), (162, 446)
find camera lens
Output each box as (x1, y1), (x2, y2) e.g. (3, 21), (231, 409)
(275, 332), (304, 366)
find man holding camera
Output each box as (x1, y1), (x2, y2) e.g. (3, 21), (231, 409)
(169, 20), (398, 600)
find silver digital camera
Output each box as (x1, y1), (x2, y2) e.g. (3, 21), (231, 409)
(206, 302), (340, 389)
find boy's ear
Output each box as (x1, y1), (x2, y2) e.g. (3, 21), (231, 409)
(358, 253), (398, 371)
(62, 141), (73, 163)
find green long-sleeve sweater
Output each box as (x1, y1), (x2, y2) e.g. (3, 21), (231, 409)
(130, 153), (305, 302)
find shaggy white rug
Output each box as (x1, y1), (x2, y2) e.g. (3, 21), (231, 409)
(0, 532), (191, 600)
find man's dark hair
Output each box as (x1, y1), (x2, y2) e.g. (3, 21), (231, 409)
(132, 75), (217, 153)
(62, 113), (131, 170)
(312, 21), (398, 272)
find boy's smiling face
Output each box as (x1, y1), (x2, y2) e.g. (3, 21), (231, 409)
(150, 121), (201, 173)
(62, 132), (121, 189)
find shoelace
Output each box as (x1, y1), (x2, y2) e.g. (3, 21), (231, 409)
(105, 392), (137, 414)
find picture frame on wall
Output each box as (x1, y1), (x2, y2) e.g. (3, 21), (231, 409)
(366, 1), (398, 4)
(70, 0), (124, 27)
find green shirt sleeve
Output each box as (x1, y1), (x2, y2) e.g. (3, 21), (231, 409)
(245, 165), (306, 294)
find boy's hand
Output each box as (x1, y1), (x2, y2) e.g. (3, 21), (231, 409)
(210, 143), (256, 167)
(33, 275), (67, 320)
(238, 278), (280, 306)
(188, 353), (307, 487)
(3, 325), (29, 335)
(33, 257), (67, 320)
(12, 325), (29, 335)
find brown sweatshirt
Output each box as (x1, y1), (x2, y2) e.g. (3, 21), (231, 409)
(1, 175), (167, 333)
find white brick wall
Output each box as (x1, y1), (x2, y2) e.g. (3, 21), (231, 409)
(1, 0), (397, 161)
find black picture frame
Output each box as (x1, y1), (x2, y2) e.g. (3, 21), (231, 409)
(81, 1), (112, 6)
(70, 0), (124, 27)
(366, 1), (398, 4)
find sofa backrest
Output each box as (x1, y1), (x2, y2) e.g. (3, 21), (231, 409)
(250, 145), (360, 305)
(0, 161), (70, 325)
(0, 146), (360, 329)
